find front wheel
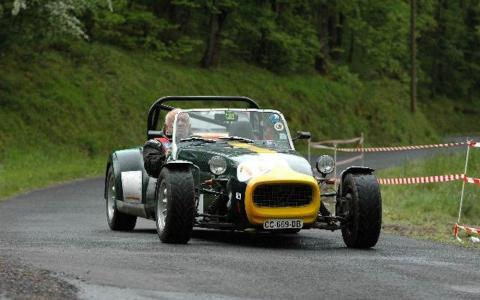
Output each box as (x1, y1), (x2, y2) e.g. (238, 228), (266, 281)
(155, 167), (196, 244)
(337, 173), (382, 248)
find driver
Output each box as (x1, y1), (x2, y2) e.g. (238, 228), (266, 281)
(143, 109), (190, 178)
(259, 113), (280, 141)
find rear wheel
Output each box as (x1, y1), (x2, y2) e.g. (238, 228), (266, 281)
(337, 173), (382, 248)
(155, 167), (195, 244)
(106, 166), (137, 231)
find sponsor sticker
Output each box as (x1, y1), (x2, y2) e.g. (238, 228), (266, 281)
(274, 122), (284, 131)
(269, 113), (280, 124)
(121, 171), (142, 202)
(225, 111), (236, 121)
(198, 194), (204, 213)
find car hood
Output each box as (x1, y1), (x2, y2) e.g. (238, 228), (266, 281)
(176, 142), (313, 176)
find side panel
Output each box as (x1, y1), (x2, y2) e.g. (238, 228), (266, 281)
(110, 148), (146, 201)
(105, 148), (153, 218)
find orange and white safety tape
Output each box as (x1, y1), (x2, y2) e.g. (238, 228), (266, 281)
(377, 174), (464, 185)
(469, 141), (480, 148)
(453, 223), (480, 239)
(336, 154), (364, 167)
(377, 174), (480, 186)
(463, 176), (480, 185)
(312, 141), (478, 152)
(313, 136), (363, 145)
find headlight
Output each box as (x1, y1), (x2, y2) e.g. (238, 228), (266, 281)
(316, 155), (335, 175)
(237, 160), (271, 182)
(209, 156), (227, 175)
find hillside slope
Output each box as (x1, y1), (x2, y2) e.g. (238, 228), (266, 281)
(0, 43), (461, 198)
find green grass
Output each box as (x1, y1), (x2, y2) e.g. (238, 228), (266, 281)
(378, 150), (480, 247)
(420, 97), (480, 136)
(0, 42), (475, 202)
(0, 145), (104, 200)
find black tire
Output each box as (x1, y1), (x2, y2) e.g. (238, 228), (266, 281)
(105, 166), (137, 231)
(337, 173), (382, 249)
(155, 167), (196, 244)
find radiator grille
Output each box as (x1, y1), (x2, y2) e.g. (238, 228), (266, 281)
(253, 184), (313, 207)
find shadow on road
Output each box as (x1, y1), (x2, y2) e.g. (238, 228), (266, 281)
(133, 229), (157, 234)
(131, 225), (376, 251)
(190, 229), (352, 250)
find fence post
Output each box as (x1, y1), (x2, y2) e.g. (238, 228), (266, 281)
(334, 143), (338, 191)
(360, 132), (365, 166)
(457, 139), (471, 224)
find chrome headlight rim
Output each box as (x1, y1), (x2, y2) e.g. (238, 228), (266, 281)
(209, 155), (227, 175)
(316, 155), (335, 175)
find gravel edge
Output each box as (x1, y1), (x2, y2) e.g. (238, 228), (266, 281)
(0, 256), (78, 300)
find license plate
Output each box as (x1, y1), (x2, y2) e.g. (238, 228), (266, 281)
(263, 219), (303, 230)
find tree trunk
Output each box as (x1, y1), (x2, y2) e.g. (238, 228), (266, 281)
(201, 10), (228, 68)
(314, 4), (330, 73)
(430, 0), (443, 97)
(271, 0), (286, 16)
(347, 31), (354, 63)
(255, 29), (267, 65)
(329, 13), (344, 60)
(82, 9), (95, 39)
(336, 13), (344, 49)
(410, 0), (417, 114)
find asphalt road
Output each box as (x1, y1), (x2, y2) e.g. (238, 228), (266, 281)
(1, 137), (479, 299)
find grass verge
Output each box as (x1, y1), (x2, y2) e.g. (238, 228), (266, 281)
(0, 145), (104, 201)
(0, 42), (478, 210)
(0, 43), (440, 200)
(378, 151), (480, 248)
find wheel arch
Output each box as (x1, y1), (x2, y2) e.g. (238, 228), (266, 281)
(104, 158), (113, 200)
(104, 148), (147, 202)
(339, 166), (375, 195)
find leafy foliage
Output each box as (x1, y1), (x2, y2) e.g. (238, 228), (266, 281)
(0, 0), (479, 98)
(0, 0), (112, 49)
(0, 44), (444, 199)
(418, 0), (480, 101)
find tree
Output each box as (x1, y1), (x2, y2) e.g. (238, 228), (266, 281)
(411, 0), (417, 114)
(0, 0), (112, 51)
(200, 0), (237, 68)
(418, 0), (480, 100)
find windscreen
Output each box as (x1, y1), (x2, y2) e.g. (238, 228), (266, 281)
(172, 109), (293, 150)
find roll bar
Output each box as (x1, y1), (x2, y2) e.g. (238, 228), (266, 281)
(146, 96), (260, 136)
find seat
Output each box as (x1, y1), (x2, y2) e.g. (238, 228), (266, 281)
(228, 121), (255, 140)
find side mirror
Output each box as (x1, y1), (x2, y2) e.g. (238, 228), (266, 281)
(293, 131), (311, 141)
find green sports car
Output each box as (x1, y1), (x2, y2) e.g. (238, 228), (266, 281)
(104, 96), (382, 248)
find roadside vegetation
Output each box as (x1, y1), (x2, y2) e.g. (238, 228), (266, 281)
(0, 1), (479, 244)
(378, 151), (480, 246)
(0, 43), (442, 200)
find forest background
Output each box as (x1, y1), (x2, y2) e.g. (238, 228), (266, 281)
(0, 0), (479, 200)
